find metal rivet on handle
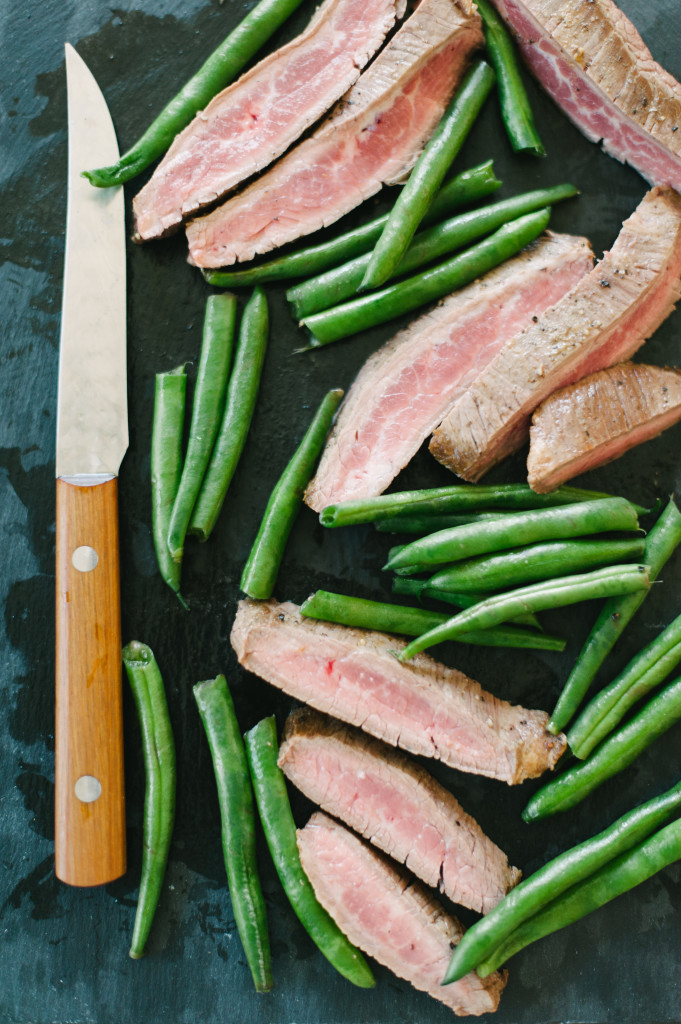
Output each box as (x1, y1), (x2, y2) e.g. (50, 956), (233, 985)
(72, 545), (98, 572)
(74, 775), (102, 803)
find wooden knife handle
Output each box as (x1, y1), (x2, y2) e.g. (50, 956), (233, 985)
(55, 475), (126, 886)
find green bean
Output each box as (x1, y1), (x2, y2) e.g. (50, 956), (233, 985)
(424, 538), (646, 595)
(374, 511), (512, 533)
(189, 288), (269, 541)
(244, 716), (375, 988)
(203, 161), (502, 288)
(84, 0), (306, 188)
(391, 577), (545, 631)
(289, 183), (576, 319)
(475, 0), (545, 157)
(548, 498), (681, 734)
(151, 365), (188, 607)
(443, 777), (681, 984)
(360, 62), (495, 292)
(167, 293), (237, 563)
(122, 642), (176, 960)
(193, 675), (272, 992)
(320, 483), (626, 528)
(384, 497), (641, 574)
(300, 208), (551, 347)
(398, 565), (649, 661)
(569, 613), (681, 758)
(300, 590), (565, 650)
(241, 388), (343, 599)
(476, 813), (681, 977)
(524, 675), (681, 822)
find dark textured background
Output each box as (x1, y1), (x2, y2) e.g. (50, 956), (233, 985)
(2, 1), (681, 1021)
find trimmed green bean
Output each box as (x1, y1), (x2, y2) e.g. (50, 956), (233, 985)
(84, 0), (306, 188)
(384, 497), (641, 574)
(524, 675), (681, 822)
(391, 578), (545, 631)
(241, 388), (343, 599)
(300, 590), (565, 650)
(151, 365), (188, 607)
(548, 498), (681, 734)
(443, 777), (681, 984)
(189, 288), (269, 541)
(476, 813), (681, 976)
(360, 61), (496, 291)
(398, 565), (649, 661)
(475, 0), (545, 156)
(300, 208), (551, 347)
(424, 538), (646, 595)
(193, 675), (272, 992)
(289, 183), (576, 319)
(319, 483), (626, 528)
(203, 161), (502, 288)
(122, 642), (176, 960)
(167, 293), (237, 563)
(569, 613), (681, 758)
(244, 716), (375, 988)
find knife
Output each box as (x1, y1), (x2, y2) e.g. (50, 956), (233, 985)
(55, 43), (127, 887)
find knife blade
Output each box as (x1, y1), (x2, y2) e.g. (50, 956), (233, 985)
(55, 42), (127, 887)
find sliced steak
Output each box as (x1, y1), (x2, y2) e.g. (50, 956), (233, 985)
(305, 231), (593, 511)
(490, 0), (681, 190)
(231, 598), (566, 784)
(430, 186), (681, 481)
(528, 361), (681, 492)
(133, 0), (406, 241)
(279, 706), (521, 913)
(297, 812), (507, 1015)
(186, 0), (483, 268)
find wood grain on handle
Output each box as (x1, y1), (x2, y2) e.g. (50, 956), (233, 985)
(55, 475), (126, 886)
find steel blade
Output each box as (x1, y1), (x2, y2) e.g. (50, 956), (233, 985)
(56, 43), (127, 480)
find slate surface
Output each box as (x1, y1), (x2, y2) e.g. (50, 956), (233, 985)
(2, 1), (681, 1021)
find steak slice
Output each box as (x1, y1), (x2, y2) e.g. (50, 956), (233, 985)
(527, 361), (681, 492)
(279, 706), (521, 913)
(133, 0), (406, 241)
(186, 0), (483, 268)
(297, 812), (507, 1015)
(490, 0), (681, 191)
(430, 186), (681, 481)
(230, 599), (566, 784)
(304, 231), (593, 511)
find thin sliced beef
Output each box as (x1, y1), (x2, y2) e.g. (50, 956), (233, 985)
(186, 0), (483, 268)
(279, 707), (521, 913)
(305, 231), (593, 512)
(430, 186), (681, 481)
(230, 599), (566, 784)
(297, 812), (507, 1015)
(133, 0), (406, 241)
(490, 0), (681, 190)
(528, 361), (681, 492)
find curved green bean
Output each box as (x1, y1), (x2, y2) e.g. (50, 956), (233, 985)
(289, 183), (576, 319)
(398, 565), (649, 661)
(475, 0), (545, 156)
(391, 578), (545, 631)
(244, 716), (375, 988)
(524, 675), (681, 822)
(548, 498), (681, 734)
(300, 208), (551, 347)
(167, 293), (237, 563)
(384, 496), (641, 574)
(189, 288), (269, 541)
(443, 777), (681, 984)
(360, 61), (496, 291)
(151, 365), (188, 607)
(122, 641), (176, 960)
(203, 161), (502, 288)
(84, 0), (306, 188)
(241, 388), (343, 599)
(569, 613), (681, 758)
(193, 675), (272, 992)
